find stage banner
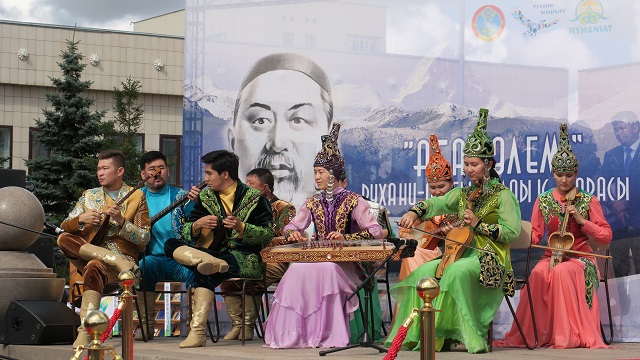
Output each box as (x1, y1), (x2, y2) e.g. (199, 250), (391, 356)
(183, 2), (640, 331)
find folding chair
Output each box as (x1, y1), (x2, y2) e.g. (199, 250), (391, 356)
(488, 220), (538, 351)
(588, 236), (614, 345)
(212, 277), (266, 345)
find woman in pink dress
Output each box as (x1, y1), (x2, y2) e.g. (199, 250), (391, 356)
(263, 123), (383, 348)
(397, 134), (453, 281)
(499, 124), (612, 349)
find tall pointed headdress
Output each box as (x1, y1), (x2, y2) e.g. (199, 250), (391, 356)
(464, 108), (494, 158)
(314, 123), (345, 180)
(552, 123), (578, 173)
(425, 134), (453, 183)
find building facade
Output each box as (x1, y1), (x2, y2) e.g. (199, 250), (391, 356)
(0, 20), (185, 185)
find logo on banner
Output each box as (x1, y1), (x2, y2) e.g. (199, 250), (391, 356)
(569, 0), (611, 34)
(512, 8), (560, 37)
(472, 5), (506, 42)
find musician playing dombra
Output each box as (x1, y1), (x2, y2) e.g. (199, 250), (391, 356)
(498, 124), (612, 349)
(164, 149), (273, 349)
(394, 109), (521, 354)
(57, 150), (151, 350)
(263, 123), (384, 349)
(134, 151), (203, 341)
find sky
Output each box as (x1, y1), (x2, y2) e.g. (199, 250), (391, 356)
(0, 0), (185, 31)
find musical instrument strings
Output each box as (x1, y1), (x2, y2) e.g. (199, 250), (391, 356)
(150, 180), (208, 226)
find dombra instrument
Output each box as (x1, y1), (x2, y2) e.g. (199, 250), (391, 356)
(149, 180), (208, 226)
(398, 220), (441, 250)
(260, 239), (401, 263)
(195, 189), (267, 249)
(83, 168), (160, 244)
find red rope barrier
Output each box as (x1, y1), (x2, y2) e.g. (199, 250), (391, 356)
(384, 325), (408, 360)
(83, 301), (125, 360)
(382, 309), (419, 360)
(101, 308), (123, 342)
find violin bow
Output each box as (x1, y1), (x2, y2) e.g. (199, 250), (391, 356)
(530, 244), (612, 259)
(395, 221), (495, 254)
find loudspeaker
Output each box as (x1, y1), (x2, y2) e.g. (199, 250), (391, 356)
(0, 300), (79, 345)
(25, 236), (54, 268)
(0, 169), (26, 189)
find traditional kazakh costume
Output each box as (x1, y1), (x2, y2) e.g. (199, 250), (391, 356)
(397, 134), (451, 280)
(263, 123), (384, 348)
(499, 124), (612, 349)
(386, 109), (522, 353)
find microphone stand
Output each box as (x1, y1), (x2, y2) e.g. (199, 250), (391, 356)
(0, 219), (58, 239)
(319, 242), (411, 356)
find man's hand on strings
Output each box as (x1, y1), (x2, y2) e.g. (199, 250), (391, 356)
(79, 209), (102, 226)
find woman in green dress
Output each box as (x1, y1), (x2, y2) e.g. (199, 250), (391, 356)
(386, 109), (521, 353)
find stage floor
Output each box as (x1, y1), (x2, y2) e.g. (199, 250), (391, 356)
(2, 338), (640, 360)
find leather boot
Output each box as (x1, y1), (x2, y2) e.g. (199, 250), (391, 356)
(180, 287), (214, 348)
(222, 295), (242, 340)
(172, 245), (229, 275)
(73, 290), (101, 349)
(240, 295), (259, 341)
(134, 291), (156, 341)
(78, 243), (137, 273)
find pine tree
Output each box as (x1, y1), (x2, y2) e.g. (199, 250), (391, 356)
(103, 76), (144, 185)
(25, 39), (106, 222)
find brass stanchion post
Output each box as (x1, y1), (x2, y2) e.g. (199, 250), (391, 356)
(70, 311), (122, 360)
(118, 271), (136, 360)
(416, 277), (440, 360)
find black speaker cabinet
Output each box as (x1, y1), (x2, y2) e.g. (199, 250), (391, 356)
(0, 300), (79, 345)
(0, 169), (26, 189)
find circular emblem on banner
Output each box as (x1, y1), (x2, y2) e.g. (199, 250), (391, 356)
(472, 5), (506, 42)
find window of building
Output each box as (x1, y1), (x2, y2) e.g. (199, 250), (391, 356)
(0, 126), (12, 168)
(348, 35), (381, 53)
(160, 135), (181, 186)
(283, 32), (294, 47)
(305, 34), (316, 49)
(29, 127), (50, 160)
(135, 133), (145, 152)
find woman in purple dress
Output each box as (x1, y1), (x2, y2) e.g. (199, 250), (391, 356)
(263, 123), (383, 348)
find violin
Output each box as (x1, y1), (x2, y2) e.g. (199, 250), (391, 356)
(435, 186), (483, 278)
(398, 220), (441, 250)
(547, 187), (578, 271)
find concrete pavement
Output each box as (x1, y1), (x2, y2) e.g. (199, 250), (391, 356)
(2, 337), (640, 360)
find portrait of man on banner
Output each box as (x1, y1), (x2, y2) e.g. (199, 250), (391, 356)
(227, 53), (333, 208)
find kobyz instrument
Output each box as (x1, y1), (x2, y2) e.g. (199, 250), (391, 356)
(260, 240), (401, 263)
(398, 220), (440, 250)
(435, 226), (473, 278)
(84, 169), (160, 244)
(548, 188), (578, 271)
(434, 187), (482, 278)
